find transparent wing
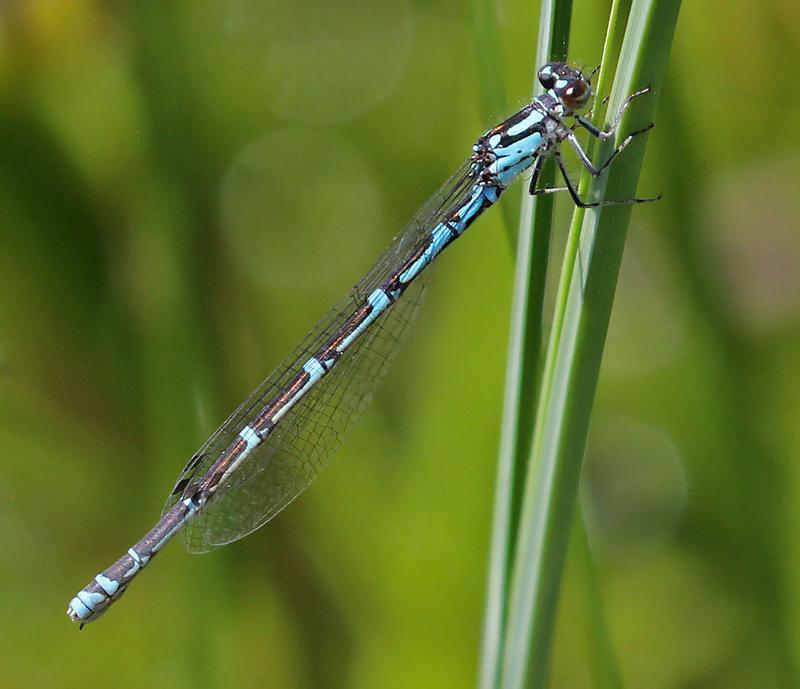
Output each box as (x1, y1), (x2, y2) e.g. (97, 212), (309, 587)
(163, 160), (477, 553)
(182, 276), (425, 552)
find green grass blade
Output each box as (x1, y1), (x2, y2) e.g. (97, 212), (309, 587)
(564, 6), (632, 687)
(499, 2), (682, 688)
(477, 2), (572, 689)
(528, 17), (630, 684)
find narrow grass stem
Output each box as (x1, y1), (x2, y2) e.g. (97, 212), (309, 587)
(499, 3), (682, 688)
(477, 2), (571, 687)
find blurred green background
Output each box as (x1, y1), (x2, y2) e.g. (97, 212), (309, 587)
(1, 1), (799, 687)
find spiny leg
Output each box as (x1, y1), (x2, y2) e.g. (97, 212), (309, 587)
(575, 86), (652, 141)
(553, 150), (661, 208)
(528, 144), (657, 202)
(570, 86), (654, 175)
(528, 154), (569, 198)
(527, 154), (546, 195)
(565, 122), (654, 178)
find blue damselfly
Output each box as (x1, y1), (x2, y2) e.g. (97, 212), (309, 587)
(68, 63), (656, 626)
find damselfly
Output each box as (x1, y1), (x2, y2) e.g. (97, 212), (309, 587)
(68, 62), (657, 626)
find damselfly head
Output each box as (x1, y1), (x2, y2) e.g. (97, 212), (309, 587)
(537, 62), (593, 112)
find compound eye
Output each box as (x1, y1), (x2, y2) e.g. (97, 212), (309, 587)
(537, 68), (557, 90)
(562, 80), (590, 107)
(564, 81), (586, 100)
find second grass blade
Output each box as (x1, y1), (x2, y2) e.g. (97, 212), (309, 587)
(477, 1), (571, 688)
(500, 2), (682, 688)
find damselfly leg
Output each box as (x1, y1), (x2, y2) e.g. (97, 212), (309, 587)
(552, 149), (661, 208)
(529, 86), (659, 207)
(527, 155), (546, 196)
(574, 86), (651, 140)
(565, 122), (654, 178)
